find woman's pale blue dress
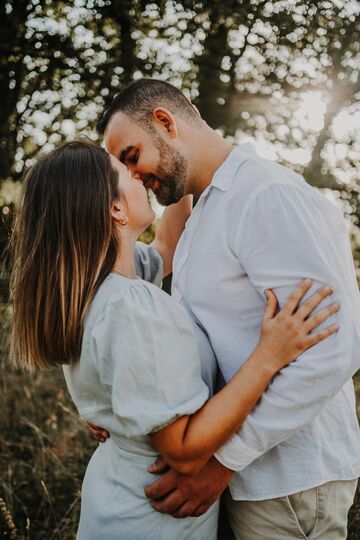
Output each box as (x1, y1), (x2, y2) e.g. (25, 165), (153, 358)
(63, 244), (219, 540)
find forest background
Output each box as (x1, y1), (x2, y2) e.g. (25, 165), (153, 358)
(0, 1), (359, 539)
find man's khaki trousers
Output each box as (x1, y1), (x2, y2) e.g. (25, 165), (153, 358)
(224, 479), (358, 540)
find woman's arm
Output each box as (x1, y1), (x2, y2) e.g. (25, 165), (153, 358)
(150, 280), (339, 475)
(150, 195), (192, 277)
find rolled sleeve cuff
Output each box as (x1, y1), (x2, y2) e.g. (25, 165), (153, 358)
(215, 434), (260, 472)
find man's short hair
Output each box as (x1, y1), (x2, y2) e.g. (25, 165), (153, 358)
(97, 79), (201, 135)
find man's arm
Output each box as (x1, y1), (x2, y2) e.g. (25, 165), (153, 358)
(150, 195), (192, 276)
(215, 182), (360, 470)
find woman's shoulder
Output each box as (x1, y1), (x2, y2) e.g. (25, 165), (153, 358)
(85, 274), (198, 376)
(87, 274), (184, 335)
(99, 274), (169, 309)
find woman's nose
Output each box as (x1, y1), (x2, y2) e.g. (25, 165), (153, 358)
(133, 173), (143, 183)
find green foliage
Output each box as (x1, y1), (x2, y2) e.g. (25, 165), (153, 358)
(0, 0), (359, 274)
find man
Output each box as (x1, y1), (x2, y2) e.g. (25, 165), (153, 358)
(96, 79), (360, 539)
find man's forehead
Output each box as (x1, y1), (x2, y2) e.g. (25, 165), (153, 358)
(105, 112), (141, 155)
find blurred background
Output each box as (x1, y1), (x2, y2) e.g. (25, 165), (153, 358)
(0, 1), (359, 539)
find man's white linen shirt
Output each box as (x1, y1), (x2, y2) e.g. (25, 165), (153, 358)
(172, 145), (360, 501)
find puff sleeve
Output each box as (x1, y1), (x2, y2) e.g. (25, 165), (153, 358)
(91, 282), (209, 437)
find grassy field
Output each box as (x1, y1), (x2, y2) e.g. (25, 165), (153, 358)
(0, 306), (359, 539)
(0, 365), (93, 539)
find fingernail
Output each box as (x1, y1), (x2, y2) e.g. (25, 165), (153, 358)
(304, 278), (312, 284)
(321, 285), (332, 294)
(333, 302), (340, 309)
(326, 286), (333, 293)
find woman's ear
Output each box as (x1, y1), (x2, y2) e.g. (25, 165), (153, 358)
(111, 199), (128, 227)
(152, 107), (178, 139)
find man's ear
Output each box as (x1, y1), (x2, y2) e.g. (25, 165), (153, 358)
(152, 108), (178, 139)
(111, 199), (128, 226)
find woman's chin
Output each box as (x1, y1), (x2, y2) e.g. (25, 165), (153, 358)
(146, 208), (156, 225)
(138, 213), (156, 235)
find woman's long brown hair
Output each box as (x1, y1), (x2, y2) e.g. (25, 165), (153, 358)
(10, 141), (119, 370)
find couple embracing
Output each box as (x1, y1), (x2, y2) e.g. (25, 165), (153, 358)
(11, 79), (360, 539)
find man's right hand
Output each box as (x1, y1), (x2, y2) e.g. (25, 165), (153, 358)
(145, 456), (234, 518)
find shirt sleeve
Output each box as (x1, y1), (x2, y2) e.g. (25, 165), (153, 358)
(92, 282), (209, 438)
(215, 182), (360, 471)
(135, 242), (163, 287)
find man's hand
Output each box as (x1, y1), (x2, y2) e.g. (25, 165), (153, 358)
(86, 421), (110, 443)
(144, 456), (234, 518)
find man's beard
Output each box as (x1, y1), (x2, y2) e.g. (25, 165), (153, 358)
(152, 139), (188, 206)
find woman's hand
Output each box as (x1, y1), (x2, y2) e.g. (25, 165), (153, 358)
(86, 421), (110, 443)
(257, 279), (340, 371)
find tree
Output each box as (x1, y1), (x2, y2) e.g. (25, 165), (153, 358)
(1, 0), (359, 251)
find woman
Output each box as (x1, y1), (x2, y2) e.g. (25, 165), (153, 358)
(10, 141), (339, 540)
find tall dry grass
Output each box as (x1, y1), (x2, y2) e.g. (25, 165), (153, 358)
(0, 301), (359, 539)
(0, 303), (96, 539)
(0, 368), (96, 539)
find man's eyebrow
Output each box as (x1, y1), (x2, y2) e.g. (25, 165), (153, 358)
(119, 146), (133, 163)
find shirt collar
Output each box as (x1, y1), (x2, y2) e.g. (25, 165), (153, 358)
(209, 144), (257, 192)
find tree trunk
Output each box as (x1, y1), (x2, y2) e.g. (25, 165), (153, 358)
(0, 1), (28, 180)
